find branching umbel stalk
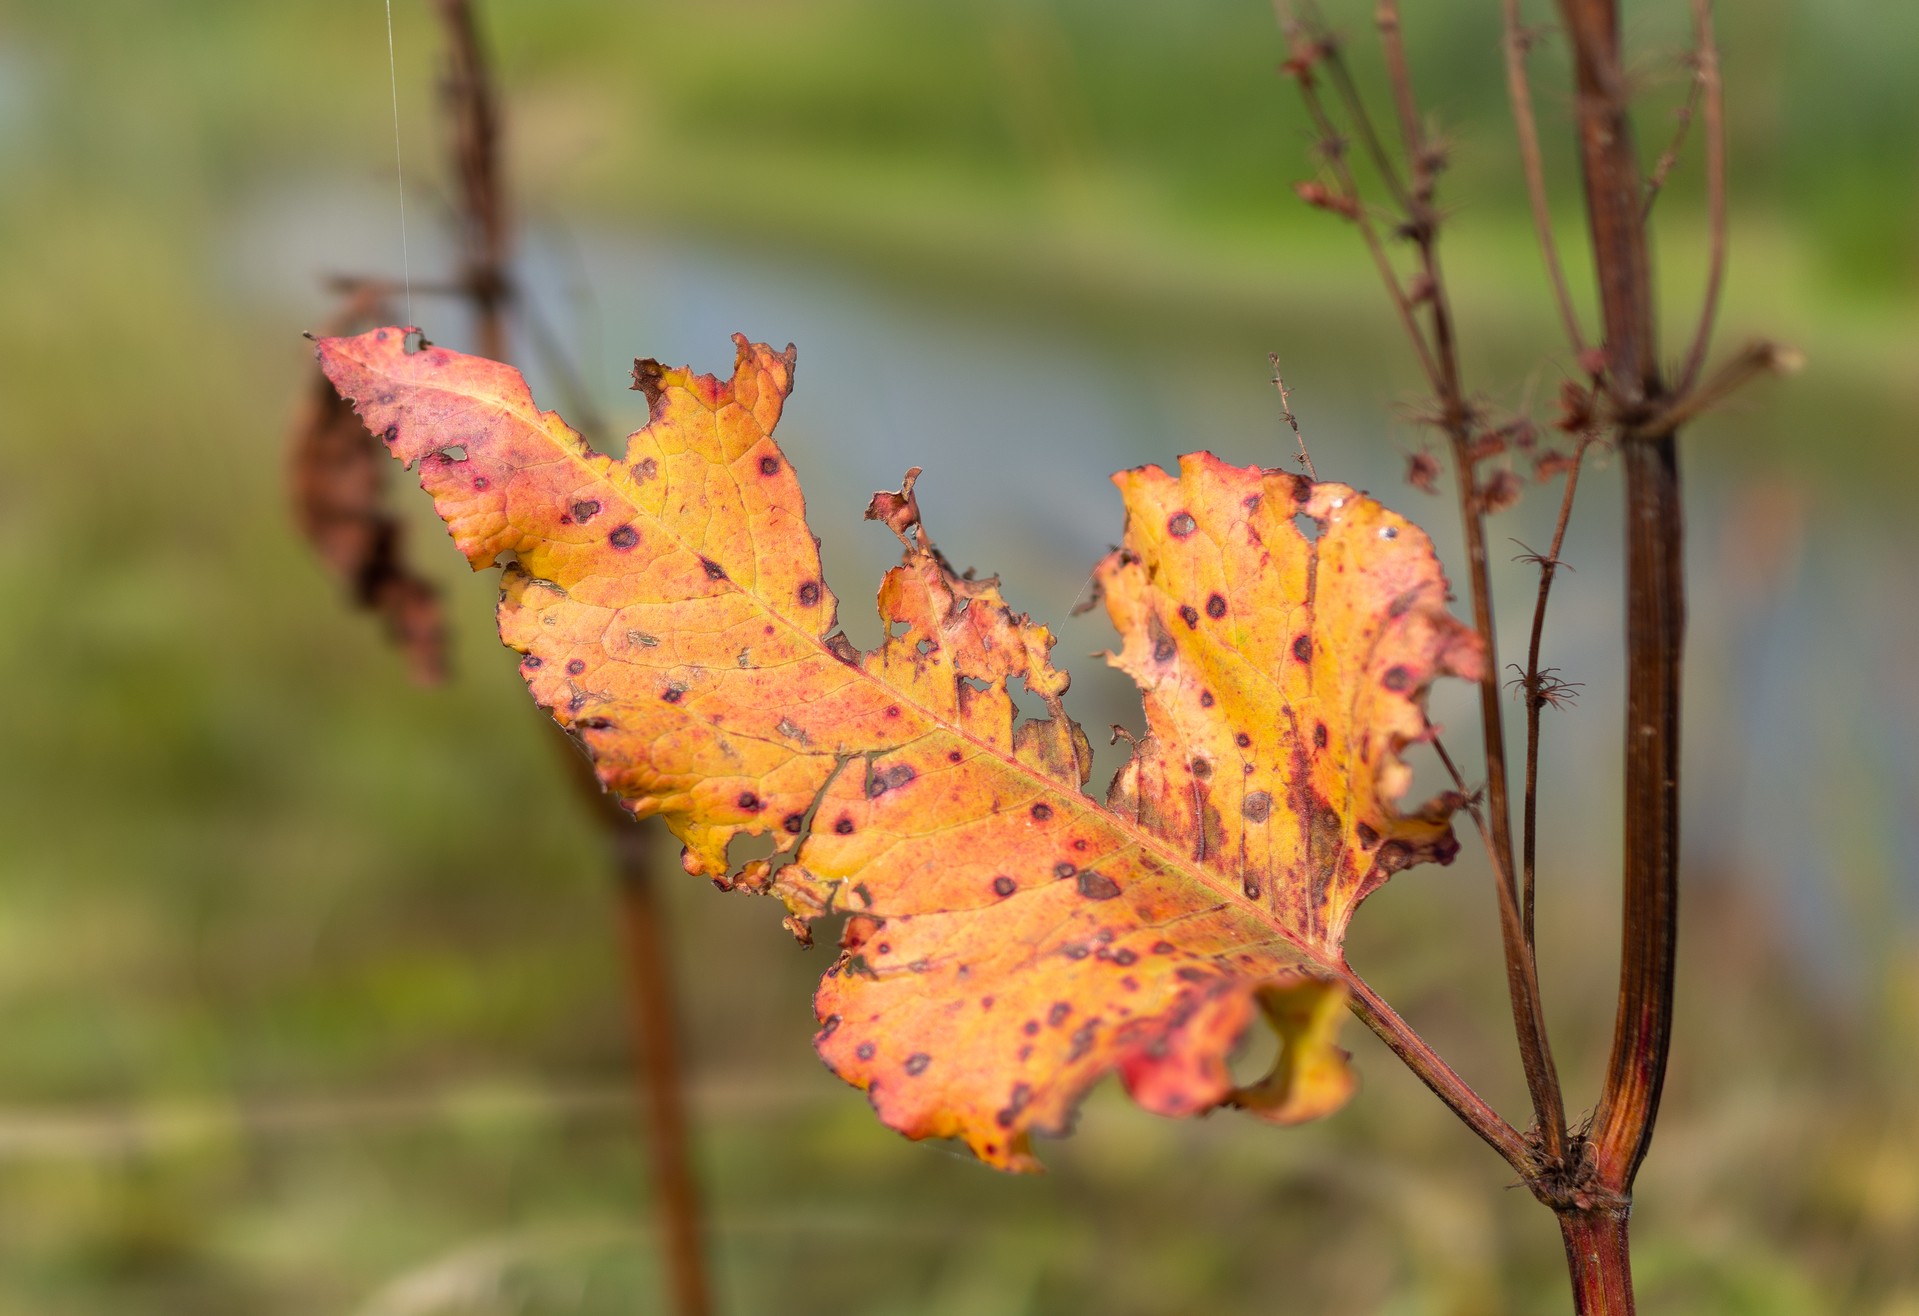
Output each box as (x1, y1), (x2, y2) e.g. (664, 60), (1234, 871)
(1281, 0), (1757, 1310)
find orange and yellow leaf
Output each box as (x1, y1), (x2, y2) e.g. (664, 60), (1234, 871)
(317, 328), (1483, 1170)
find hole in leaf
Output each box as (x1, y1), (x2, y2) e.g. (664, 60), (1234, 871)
(1226, 1013), (1282, 1086)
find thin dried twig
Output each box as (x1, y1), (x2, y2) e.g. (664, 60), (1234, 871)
(1631, 338), (1799, 439)
(1641, 53), (1705, 216)
(1501, 0), (1590, 358)
(1516, 436), (1593, 949)
(1675, 0), (1726, 394)
(1269, 354), (1318, 480)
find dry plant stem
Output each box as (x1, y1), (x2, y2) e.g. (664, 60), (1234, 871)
(1288, 0), (1569, 1167)
(1675, 0), (1726, 394)
(434, 0), (510, 361)
(1633, 339), (1790, 439)
(1520, 442), (1591, 948)
(1641, 57), (1704, 218)
(1376, 0), (1572, 1162)
(1559, 0), (1686, 1199)
(1502, 0), (1591, 357)
(612, 826), (716, 1316)
(550, 742), (716, 1316)
(1560, 1208), (1635, 1315)
(1339, 968), (1532, 1172)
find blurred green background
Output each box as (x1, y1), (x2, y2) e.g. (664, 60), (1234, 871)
(2, 1), (1916, 1312)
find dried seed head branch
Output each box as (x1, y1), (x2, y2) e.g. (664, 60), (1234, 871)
(1641, 49), (1705, 218)
(1280, 3), (1445, 391)
(1675, 0), (1726, 395)
(1284, 0), (1568, 1165)
(1502, 0), (1591, 358)
(1293, 0), (1415, 211)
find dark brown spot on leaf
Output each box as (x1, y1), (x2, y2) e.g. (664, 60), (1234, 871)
(1242, 790), (1273, 822)
(1154, 636), (1176, 662)
(834, 816), (855, 835)
(608, 525), (638, 550)
(1206, 593), (1227, 619)
(782, 812), (804, 834)
(1356, 821), (1380, 847)
(868, 763), (917, 796)
(1053, 862), (1077, 880)
(857, 1042), (876, 1061)
(992, 875), (1017, 898)
(1031, 802), (1053, 822)
(1168, 512), (1197, 538)
(798, 580), (821, 607)
(1314, 722), (1329, 748)
(566, 658), (586, 675)
(1199, 690), (1215, 708)
(1235, 732), (1251, 747)
(1076, 870), (1122, 901)
(522, 654), (542, 669)
(1383, 665), (1413, 692)
(571, 499), (600, 522)
(759, 456), (780, 476)
(818, 1014), (840, 1037)
(1293, 634), (1311, 662)
(904, 1053), (931, 1076)
(1179, 604), (1199, 628)
(737, 792), (762, 812)
(701, 557), (727, 581)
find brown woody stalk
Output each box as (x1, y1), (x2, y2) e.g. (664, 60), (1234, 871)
(1556, 0), (1689, 1212)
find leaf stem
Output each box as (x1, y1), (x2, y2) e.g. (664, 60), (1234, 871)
(1339, 966), (1533, 1174)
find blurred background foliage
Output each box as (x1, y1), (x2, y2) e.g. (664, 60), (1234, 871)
(1, 1), (1915, 1312)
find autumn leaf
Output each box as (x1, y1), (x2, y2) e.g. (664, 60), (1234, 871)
(317, 327), (1483, 1170)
